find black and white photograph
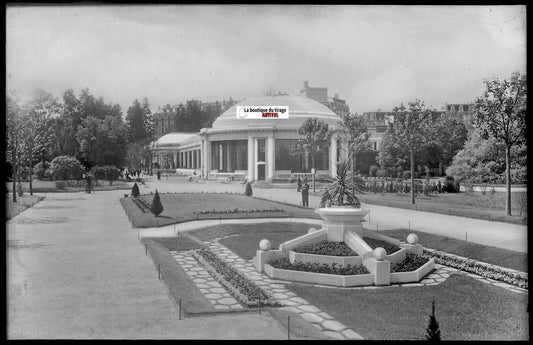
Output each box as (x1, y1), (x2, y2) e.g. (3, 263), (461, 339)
(5, 4), (527, 340)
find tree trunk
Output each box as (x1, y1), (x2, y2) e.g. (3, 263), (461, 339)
(410, 148), (415, 205)
(29, 146), (34, 196)
(505, 144), (512, 216)
(12, 146), (17, 203)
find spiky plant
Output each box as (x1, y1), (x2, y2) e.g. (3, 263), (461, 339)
(320, 159), (365, 208)
(425, 299), (441, 341)
(151, 189), (164, 217)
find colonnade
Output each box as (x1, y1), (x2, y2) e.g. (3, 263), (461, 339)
(174, 149), (201, 169)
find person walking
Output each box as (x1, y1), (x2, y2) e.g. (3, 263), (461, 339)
(157, 170), (161, 180)
(301, 182), (309, 207)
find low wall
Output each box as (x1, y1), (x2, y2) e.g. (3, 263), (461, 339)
(385, 248), (407, 264)
(390, 259), (435, 284)
(289, 251), (362, 266)
(362, 229), (401, 246)
(279, 229), (327, 252)
(264, 264), (375, 287)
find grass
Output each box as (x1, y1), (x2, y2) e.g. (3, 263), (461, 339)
(6, 194), (45, 219)
(140, 237), (215, 315)
(358, 191), (527, 224)
(287, 274), (528, 340)
(5, 179), (133, 193)
(121, 193), (319, 228)
(380, 229), (528, 272)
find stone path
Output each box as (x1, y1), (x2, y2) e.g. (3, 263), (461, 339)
(170, 251), (243, 310)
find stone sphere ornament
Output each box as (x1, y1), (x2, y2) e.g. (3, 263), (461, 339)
(373, 247), (387, 260)
(407, 233), (419, 244)
(259, 239), (272, 251)
(307, 227), (318, 234)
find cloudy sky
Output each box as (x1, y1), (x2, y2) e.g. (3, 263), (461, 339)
(6, 4), (526, 114)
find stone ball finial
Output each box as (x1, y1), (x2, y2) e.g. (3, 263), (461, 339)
(308, 227), (318, 234)
(407, 233), (419, 244)
(259, 239), (272, 251)
(373, 247), (387, 260)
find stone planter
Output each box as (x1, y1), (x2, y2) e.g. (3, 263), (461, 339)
(289, 251), (362, 266)
(390, 258), (435, 284)
(264, 264), (374, 287)
(315, 207), (369, 240)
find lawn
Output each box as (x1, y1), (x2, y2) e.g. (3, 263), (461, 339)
(287, 274), (528, 340)
(6, 194), (45, 219)
(357, 191), (527, 224)
(121, 193), (319, 228)
(380, 229), (528, 272)
(6, 179), (133, 193)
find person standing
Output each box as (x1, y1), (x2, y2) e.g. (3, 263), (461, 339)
(157, 170), (161, 180)
(297, 176), (302, 192)
(85, 173), (93, 194)
(301, 182), (309, 207)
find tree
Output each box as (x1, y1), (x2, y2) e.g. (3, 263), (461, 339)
(6, 93), (24, 202)
(76, 115), (128, 167)
(50, 155), (84, 180)
(151, 189), (164, 216)
(386, 100), (434, 204)
(126, 99), (148, 143)
(425, 299), (441, 341)
(19, 89), (59, 195)
(297, 118), (332, 172)
(473, 72), (527, 215)
(244, 182), (253, 196)
(91, 165), (121, 185)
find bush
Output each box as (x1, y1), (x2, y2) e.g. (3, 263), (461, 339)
(34, 161), (51, 180)
(151, 189), (164, 216)
(293, 240), (357, 256)
(50, 155), (84, 180)
(443, 176), (459, 193)
(91, 165), (121, 185)
(269, 258), (370, 275)
(131, 183), (140, 198)
(390, 253), (429, 272)
(244, 182), (253, 196)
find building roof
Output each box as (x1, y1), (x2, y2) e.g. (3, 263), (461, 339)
(210, 95), (342, 131)
(151, 132), (198, 149)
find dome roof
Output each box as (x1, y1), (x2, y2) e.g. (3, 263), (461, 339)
(211, 95), (342, 130)
(151, 132), (197, 149)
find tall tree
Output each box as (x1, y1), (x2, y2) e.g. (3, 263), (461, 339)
(6, 93), (24, 202)
(297, 118), (332, 172)
(386, 100), (434, 204)
(141, 98), (154, 139)
(473, 71), (527, 216)
(337, 113), (371, 174)
(19, 89), (59, 195)
(126, 99), (146, 142)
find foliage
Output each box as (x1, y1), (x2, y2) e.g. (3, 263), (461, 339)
(150, 189), (164, 216)
(269, 258), (370, 275)
(320, 159), (365, 207)
(473, 71), (527, 216)
(244, 182), (253, 196)
(195, 207), (285, 215)
(422, 249), (527, 289)
(337, 113), (371, 171)
(297, 118), (332, 171)
(390, 253), (429, 273)
(90, 165), (122, 185)
(131, 182), (140, 198)
(293, 240), (357, 256)
(126, 98), (153, 143)
(192, 248), (278, 307)
(425, 299), (442, 341)
(76, 115), (128, 167)
(34, 161), (51, 180)
(50, 155), (84, 180)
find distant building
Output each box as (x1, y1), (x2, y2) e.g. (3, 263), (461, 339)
(153, 98), (238, 138)
(300, 81), (350, 118)
(444, 103), (475, 130)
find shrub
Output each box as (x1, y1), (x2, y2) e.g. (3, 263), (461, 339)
(390, 253), (429, 272)
(50, 155), (84, 180)
(131, 183), (140, 198)
(34, 161), (51, 180)
(425, 299), (442, 341)
(151, 189), (164, 216)
(91, 165), (121, 185)
(244, 182), (253, 196)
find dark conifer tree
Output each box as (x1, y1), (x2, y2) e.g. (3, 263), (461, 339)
(426, 299), (441, 341)
(151, 189), (164, 216)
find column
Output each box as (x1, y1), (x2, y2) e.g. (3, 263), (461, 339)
(174, 152), (178, 169)
(204, 138), (211, 177)
(180, 152), (184, 168)
(330, 134), (337, 178)
(247, 136), (254, 181)
(267, 135), (275, 180)
(226, 142), (233, 172)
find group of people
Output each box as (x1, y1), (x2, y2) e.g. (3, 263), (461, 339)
(124, 168), (141, 181)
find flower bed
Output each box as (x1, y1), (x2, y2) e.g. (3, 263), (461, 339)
(132, 197), (151, 213)
(194, 207), (285, 215)
(390, 253), (429, 273)
(422, 249), (528, 289)
(293, 240), (357, 256)
(289, 251), (362, 266)
(269, 258), (369, 275)
(192, 248), (279, 307)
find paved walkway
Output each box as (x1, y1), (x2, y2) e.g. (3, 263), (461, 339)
(144, 176), (527, 253)
(6, 190), (289, 339)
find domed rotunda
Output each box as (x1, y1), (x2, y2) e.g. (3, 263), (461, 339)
(153, 95), (346, 182)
